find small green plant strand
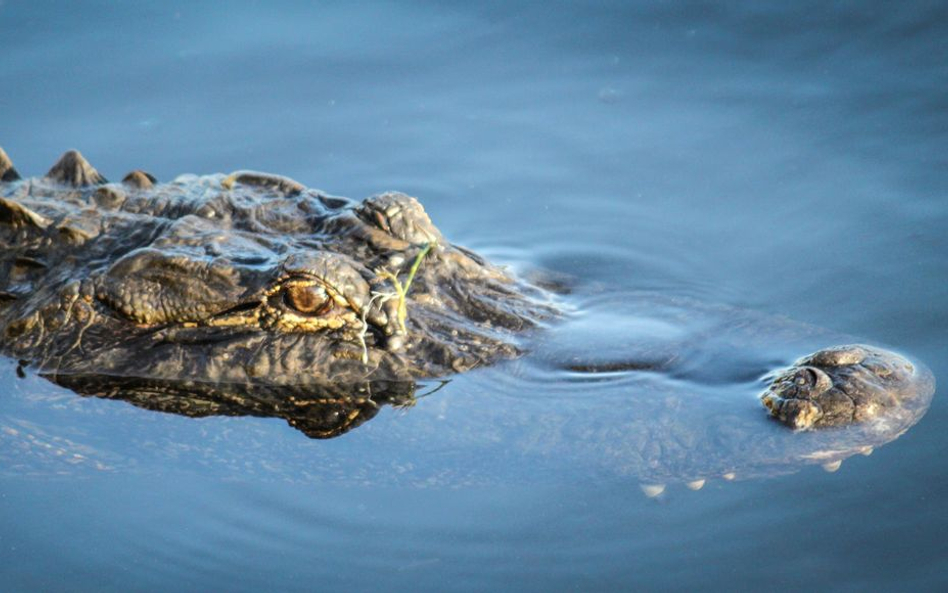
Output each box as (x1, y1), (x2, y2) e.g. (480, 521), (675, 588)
(378, 241), (435, 334)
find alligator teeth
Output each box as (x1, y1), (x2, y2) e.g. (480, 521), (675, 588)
(860, 446), (873, 456)
(640, 484), (666, 498)
(46, 150), (107, 187)
(822, 460), (843, 472)
(722, 472), (736, 481)
(0, 147), (20, 182)
(686, 479), (706, 491)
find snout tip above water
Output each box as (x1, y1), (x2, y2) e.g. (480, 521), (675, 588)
(761, 344), (935, 431)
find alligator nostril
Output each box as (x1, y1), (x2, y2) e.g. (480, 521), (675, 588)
(364, 307), (388, 330)
(803, 367), (818, 386)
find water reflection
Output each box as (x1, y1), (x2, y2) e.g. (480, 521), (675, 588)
(48, 373), (426, 439)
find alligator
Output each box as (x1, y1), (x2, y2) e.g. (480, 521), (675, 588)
(0, 148), (935, 484)
(0, 148), (555, 375)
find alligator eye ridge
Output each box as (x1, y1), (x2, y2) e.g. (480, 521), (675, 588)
(282, 283), (333, 316)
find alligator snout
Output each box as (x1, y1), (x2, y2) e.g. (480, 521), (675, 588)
(761, 344), (934, 430)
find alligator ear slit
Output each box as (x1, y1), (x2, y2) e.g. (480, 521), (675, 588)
(14, 256), (47, 269)
(213, 301), (262, 317)
(45, 149), (107, 187)
(0, 147), (21, 182)
(221, 171), (305, 196)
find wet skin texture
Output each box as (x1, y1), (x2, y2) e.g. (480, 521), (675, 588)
(0, 149), (547, 384)
(0, 148), (934, 443)
(761, 345), (927, 430)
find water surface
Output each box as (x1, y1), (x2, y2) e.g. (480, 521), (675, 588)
(1, 1), (946, 591)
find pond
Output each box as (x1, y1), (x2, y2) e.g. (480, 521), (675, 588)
(2, 1), (946, 591)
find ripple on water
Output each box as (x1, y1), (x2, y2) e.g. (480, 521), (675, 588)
(499, 290), (821, 398)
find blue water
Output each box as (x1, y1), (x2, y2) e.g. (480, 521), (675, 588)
(2, 1), (947, 591)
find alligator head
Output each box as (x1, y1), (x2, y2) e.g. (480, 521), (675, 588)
(0, 150), (552, 392)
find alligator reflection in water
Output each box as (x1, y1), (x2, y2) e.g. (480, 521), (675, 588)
(47, 374), (433, 440)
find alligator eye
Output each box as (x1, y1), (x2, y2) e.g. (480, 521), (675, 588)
(282, 284), (333, 316)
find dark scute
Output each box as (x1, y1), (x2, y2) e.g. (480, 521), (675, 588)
(122, 170), (158, 189)
(93, 186), (127, 209)
(46, 150), (107, 187)
(0, 146), (20, 182)
(0, 197), (51, 229)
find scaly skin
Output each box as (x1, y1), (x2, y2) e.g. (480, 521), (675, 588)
(761, 344), (929, 429)
(0, 149), (550, 395)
